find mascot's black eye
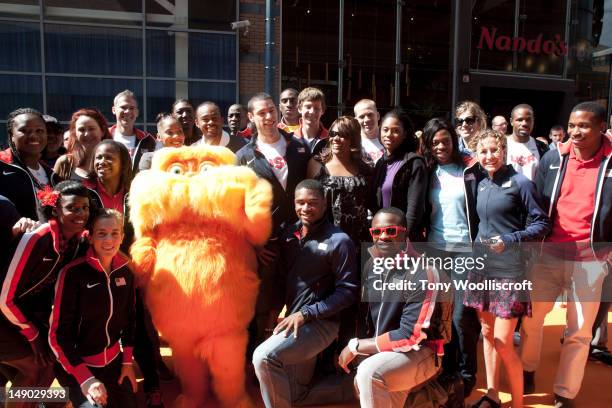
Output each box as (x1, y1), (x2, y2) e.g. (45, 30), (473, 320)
(199, 164), (212, 173)
(168, 164), (184, 175)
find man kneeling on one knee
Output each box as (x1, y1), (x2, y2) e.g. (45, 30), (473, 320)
(338, 207), (452, 408)
(252, 179), (359, 408)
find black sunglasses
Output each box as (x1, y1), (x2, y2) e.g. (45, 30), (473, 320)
(455, 116), (476, 126)
(328, 130), (347, 138)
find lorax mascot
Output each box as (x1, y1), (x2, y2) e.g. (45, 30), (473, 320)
(129, 146), (272, 408)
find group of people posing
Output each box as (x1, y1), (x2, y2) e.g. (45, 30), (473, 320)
(0, 85), (610, 408)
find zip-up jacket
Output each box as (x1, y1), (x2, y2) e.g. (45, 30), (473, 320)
(463, 163), (550, 278)
(293, 123), (329, 156)
(535, 136), (612, 253)
(49, 248), (135, 386)
(372, 151), (428, 241)
(0, 221), (87, 342)
(108, 125), (156, 176)
(280, 219), (359, 321)
(0, 148), (58, 220)
(363, 249), (452, 355)
(236, 130), (311, 238)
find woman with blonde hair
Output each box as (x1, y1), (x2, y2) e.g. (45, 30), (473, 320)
(455, 100), (487, 154)
(463, 129), (549, 408)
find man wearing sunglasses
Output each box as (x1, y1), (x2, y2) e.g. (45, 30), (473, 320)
(338, 207), (451, 408)
(252, 179), (359, 408)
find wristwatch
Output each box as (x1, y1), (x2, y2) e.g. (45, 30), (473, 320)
(348, 338), (367, 355)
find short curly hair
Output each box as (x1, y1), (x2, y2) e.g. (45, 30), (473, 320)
(473, 128), (507, 153)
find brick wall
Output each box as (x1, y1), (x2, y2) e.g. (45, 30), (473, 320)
(238, 0), (281, 104)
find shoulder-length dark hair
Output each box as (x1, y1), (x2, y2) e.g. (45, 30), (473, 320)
(67, 108), (112, 167)
(380, 109), (416, 156)
(88, 140), (133, 193)
(318, 116), (362, 163)
(421, 118), (463, 169)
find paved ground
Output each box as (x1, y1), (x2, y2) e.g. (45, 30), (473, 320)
(150, 306), (611, 407)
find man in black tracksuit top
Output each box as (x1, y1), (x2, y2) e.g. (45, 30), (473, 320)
(338, 207), (452, 407)
(252, 179), (358, 408)
(236, 93), (311, 350)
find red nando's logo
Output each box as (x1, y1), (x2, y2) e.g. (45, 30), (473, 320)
(477, 26), (568, 57)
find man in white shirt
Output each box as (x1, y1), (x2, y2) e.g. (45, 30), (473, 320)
(506, 103), (548, 181)
(110, 90), (156, 173)
(354, 99), (384, 165)
(194, 102), (246, 153)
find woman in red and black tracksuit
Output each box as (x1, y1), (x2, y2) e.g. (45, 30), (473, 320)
(0, 108), (59, 221)
(0, 181), (91, 395)
(50, 209), (137, 408)
(86, 139), (169, 407)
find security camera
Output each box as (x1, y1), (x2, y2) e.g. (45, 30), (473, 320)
(231, 20), (251, 30)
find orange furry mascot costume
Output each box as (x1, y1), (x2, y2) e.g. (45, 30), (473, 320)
(128, 146), (272, 408)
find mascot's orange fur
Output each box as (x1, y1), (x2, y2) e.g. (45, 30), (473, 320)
(129, 146), (272, 408)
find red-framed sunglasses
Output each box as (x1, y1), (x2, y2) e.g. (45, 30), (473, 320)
(369, 225), (407, 238)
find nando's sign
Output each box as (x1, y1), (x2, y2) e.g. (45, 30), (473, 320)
(477, 26), (568, 57)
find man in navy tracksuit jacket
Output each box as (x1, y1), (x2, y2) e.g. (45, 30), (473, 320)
(252, 179), (358, 408)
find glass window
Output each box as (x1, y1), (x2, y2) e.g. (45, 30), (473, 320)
(516, 0), (566, 75)
(44, 0), (142, 26)
(147, 30), (176, 78)
(471, 0), (516, 72)
(188, 32), (236, 80)
(0, 74), (43, 146)
(281, 0), (340, 124)
(188, 81), (235, 118)
(0, 21), (41, 72)
(147, 80), (175, 120)
(471, 0), (567, 76)
(0, 0), (39, 20)
(400, 0), (452, 125)
(45, 24), (142, 76)
(46, 76), (142, 122)
(188, 1), (236, 31)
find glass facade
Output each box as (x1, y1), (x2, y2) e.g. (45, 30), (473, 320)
(282, 0), (611, 131)
(0, 0), (237, 145)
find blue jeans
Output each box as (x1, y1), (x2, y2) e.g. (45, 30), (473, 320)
(252, 318), (339, 408)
